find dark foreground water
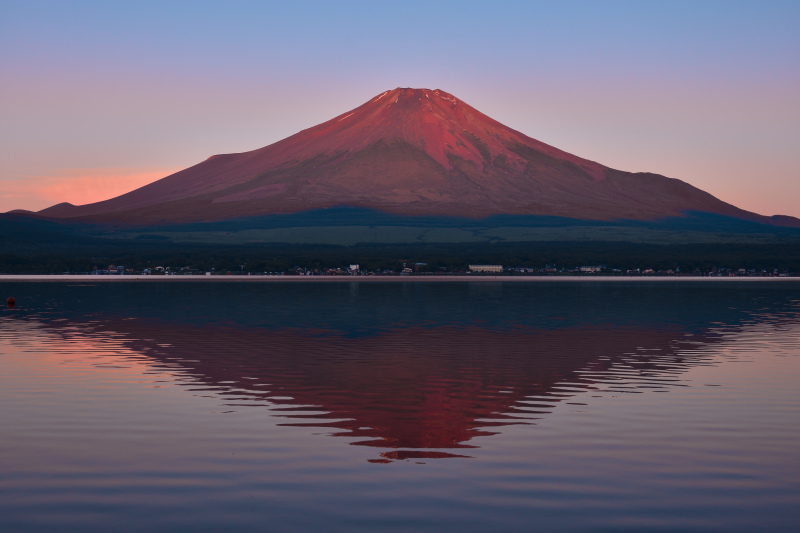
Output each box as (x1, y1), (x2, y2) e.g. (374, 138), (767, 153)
(1, 280), (799, 532)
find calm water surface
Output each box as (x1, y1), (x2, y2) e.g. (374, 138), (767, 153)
(1, 281), (799, 532)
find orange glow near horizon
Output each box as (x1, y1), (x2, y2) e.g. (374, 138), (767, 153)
(0, 167), (182, 213)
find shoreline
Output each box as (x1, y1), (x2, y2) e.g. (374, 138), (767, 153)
(0, 275), (798, 283)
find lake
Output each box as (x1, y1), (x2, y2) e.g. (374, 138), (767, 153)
(1, 280), (799, 532)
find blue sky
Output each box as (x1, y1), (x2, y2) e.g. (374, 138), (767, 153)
(1, 0), (799, 215)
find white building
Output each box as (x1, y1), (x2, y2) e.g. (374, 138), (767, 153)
(469, 265), (503, 273)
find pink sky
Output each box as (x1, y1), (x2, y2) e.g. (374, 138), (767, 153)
(1, 168), (182, 213)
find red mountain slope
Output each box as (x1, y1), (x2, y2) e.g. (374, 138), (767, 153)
(36, 88), (796, 226)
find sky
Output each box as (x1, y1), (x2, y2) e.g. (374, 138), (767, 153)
(1, 0), (799, 216)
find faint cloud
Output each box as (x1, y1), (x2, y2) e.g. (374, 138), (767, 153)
(0, 167), (181, 213)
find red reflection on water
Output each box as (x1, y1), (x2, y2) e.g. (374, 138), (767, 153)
(33, 318), (717, 461)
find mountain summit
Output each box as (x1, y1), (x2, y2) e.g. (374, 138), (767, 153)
(37, 88), (795, 226)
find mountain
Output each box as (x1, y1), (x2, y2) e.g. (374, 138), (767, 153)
(30, 87), (797, 228)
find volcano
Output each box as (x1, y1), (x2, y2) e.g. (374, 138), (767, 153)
(34, 87), (797, 227)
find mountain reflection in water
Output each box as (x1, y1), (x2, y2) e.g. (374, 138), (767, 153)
(3, 281), (799, 463)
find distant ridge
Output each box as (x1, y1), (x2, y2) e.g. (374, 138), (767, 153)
(29, 87), (800, 228)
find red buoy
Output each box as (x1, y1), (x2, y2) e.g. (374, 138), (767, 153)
(7, 297), (15, 307)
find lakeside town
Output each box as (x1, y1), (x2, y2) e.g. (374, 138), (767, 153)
(48, 263), (799, 277)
